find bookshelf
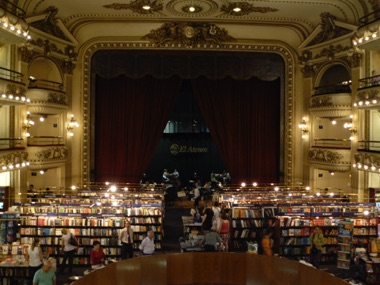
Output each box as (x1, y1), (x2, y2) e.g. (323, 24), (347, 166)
(230, 205), (277, 251)
(15, 190), (164, 266)
(337, 220), (354, 269)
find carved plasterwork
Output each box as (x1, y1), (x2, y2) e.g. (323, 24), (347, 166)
(47, 92), (67, 105)
(354, 153), (380, 168)
(143, 22), (235, 47)
(30, 6), (70, 41)
(347, 49), (362, 68)
(33, 147), (68, 161)
(5, 84), (27, 97)
(357, 89), (380, 102)
(314, 44), (351, 61)
(220, 2), (278, 16)
(103, 0), (163, 14)
(310, 96), (333, 108)
(0, 152), (29, 165)
(307, 13), (352, 47)
(308, 148), (343, 164)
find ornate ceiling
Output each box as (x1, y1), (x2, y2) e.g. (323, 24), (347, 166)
(17, 0), (372, 48)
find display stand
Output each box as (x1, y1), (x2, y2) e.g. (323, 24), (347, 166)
(337, 220), (353, 269)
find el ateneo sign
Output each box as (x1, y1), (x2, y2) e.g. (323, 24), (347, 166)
(170, 144), (208, 155)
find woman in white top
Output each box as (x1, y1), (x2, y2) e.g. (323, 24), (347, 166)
(59, 229), (77, 273)
(26, 238), (43, 285)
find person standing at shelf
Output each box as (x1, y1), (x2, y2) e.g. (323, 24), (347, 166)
(28, 184), (37, 202)
(261, 229), (273, 256)
(90, 240), (105, 269)
(193, 182), (201, 208)
(203, 228), (222, 252)
(309, 227), (325, 269)
(139, 229), (155, 256)
(26, 238), (43, 285)
(59, 229), (77, 274)
(119, 220), (134, 259)
(33, 260), (56, 285)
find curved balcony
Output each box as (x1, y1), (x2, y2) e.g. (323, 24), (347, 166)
(0, 137), (24, 150)
(0, 1), (30, 45)
(309, 85), (352, 118)
(27, 79), (68, 114)
(308, 146), (351, 172)
(353, 151), (380, 173)
(354, 75), (380, 110)
(0, 149), (29, 172)
(0, 67), (28, 106)
(353, 9), (380, 50)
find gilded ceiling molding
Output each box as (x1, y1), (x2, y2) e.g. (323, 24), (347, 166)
(143, 22), (235, 47)
(103, 0), (163, 14)
(314, 44), (351, 61)
(220, 2), (278, 16)
(79, 40), (296, 185)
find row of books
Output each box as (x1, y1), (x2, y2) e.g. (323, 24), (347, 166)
(280, 237), (309, 245)
(353, 227), (377, 236)
(21, 217), (125, 227)
(232, 208), (277, 219)
(20, 207), (162, 216)
(281, 228), (310, 237)
(232, 219), (275, 228)
(279, 218), (311, 227)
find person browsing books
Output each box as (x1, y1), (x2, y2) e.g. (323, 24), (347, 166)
(26, 238), (43, 285)
(309, 227), (325, 268)
(59, 229), (77, 274)
(119, 220), (134, 259)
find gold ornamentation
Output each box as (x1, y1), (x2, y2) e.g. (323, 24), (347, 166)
(310, 96), (333, 108)
(30, 6), (70, 41)
(314, 44), (351, 61)
(357, 89), (380, 102)
(103, 1), (163, 14)
(47, 92), (67, 105)
(354, 153), (380, 168)
(6, 84), (27, 98)
(0, 152), (29, 165)
(308, 13), (352, 46)
(143, 22), (235, 47)
(19, 45), (36, 63)
(221, 2), (278, 16)
(308, 149), (343, 164)
(34, 147), (68, 161)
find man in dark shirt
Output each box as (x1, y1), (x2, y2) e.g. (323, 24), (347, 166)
(202, 203), (214, 231)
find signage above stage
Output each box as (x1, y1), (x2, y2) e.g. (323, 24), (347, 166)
(170, 144), (208, 155)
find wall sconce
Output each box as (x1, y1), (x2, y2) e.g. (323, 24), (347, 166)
(343, 115), (356, 140)
(22, 111), (34, 137)
(298, 117), (308, 139)
(67, 114), (79, 136)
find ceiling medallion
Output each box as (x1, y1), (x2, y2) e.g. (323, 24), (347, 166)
(166, 0), (218, 17)
(103, 0), (163, 14)
(143, 22), (235, 47)
(221, 2), (278, 16)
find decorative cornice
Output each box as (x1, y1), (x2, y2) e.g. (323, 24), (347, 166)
(5, 84), (27, 98)
(314, 44), (351, 61)
(310, 96), (333, 108)
(80, 40), (295, 184)
(0, 152), (29, 165)
(354, 152), (380, 169)
(143, 22), (235, 47)
(357, 89), (380, 102)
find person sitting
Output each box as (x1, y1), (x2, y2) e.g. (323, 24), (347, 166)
(90, 240), (105, 269)
(32, 260), (56, 285)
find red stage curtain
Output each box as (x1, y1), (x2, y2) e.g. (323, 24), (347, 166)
(95, 75), (181, 183)
(191, 77), (281, 184)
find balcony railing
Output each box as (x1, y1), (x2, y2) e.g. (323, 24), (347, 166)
(27, 136), (64, 146)
(0, 0), (25, 18)
(28, 79), (64, 92)
(313, 139), (351, 149)
(358, 141), (380, 152)
(358, 75), (380, 89)
(0, 67), (23, 83)
(313, 84), (351, 96)
(0, 138), (24, 150)
(359, 9), (380, 27)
